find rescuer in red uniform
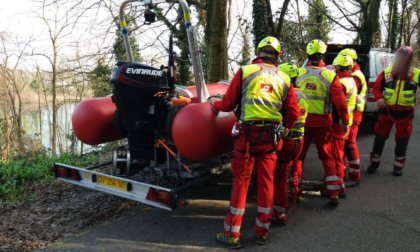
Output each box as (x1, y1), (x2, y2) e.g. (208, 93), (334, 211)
(339, 49), (367, 187)
(367, 46), (420, 176)
(331, 55), (357, 198)
(211, 37), (300, 248)
(273, 63), (308, 225)
(295, 40), (349, 205)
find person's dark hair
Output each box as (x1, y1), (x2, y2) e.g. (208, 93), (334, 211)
(307, 53), (325, 65)
(291, 77), (297, 87)
(259, 48), (279, 56)
(337, 65), (351, 72)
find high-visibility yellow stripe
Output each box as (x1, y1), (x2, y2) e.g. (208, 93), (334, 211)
(184, 13), (191, 20)
(120, 21), (127, 27)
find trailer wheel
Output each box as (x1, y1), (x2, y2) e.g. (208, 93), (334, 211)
(165, 105), (186, 142)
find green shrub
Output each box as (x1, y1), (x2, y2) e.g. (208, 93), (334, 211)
(0, 152), (100, 203)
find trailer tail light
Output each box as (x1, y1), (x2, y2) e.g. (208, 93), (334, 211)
(56, 166), (81, 181)
(49, 167), (54, 172)
(367, 82), (376, 102)
(179, 200), (188, 207)
(146, 188), (172, 206)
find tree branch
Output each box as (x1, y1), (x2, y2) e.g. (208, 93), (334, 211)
(330, 0), (360, 29)
(275, 0), (290, 39)
(302, 0), (359, 32)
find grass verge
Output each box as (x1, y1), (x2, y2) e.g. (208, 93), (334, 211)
(0, 152), (100, 204)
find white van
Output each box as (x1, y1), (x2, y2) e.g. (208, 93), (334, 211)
(302, 45), (395, 129)
(365, 49), (396, 115)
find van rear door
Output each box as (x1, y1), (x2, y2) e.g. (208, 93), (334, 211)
(371, 53), (392, 77)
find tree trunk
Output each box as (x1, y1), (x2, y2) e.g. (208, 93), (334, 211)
(4, 95), (9, 160)
(1, 77), (10, 160)
(36, 68), (43, 151)
(265, 0), (275, 35)
(363, 0), (382, 46)
(14, 75), (23, 147)
(252, 0), (273, 53)
(417, 3), (420, 57)
(397, 0), (408, 49)
(386, 0), (396, 48)
(205, 0), (229, 83)
(52, 43), (57, 155)
(404, 6), (411, 46)
(275, 0), (291, 39)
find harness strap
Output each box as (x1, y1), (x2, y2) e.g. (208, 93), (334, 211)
(293, 171), (299, 213)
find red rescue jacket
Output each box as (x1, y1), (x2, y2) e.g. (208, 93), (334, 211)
(351, 64), (363, 123)
(213, 58), (300, 129)
(304, 60), (349, 127)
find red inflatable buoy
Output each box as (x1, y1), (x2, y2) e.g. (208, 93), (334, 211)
(72, 84), (231, 146)
(171, 102), (235, 161)
(186, 83), (229, 98)
(72, 97), (123, 145)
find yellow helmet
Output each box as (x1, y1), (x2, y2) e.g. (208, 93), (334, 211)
(339, 48), (358, 60)
(278, 63), (299, 79)
(333, 54), (353, 67)
(306, 39), (327, 55)
(257, 37), (282, 54)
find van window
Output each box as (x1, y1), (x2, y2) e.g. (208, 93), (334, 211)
(389, 55), (396, 65)
(375, 53), (391, 75)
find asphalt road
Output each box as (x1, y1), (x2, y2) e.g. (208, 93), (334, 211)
(46, 112), (420, 252)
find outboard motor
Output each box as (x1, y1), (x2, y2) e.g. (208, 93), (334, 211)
(110, 61), (171, 175)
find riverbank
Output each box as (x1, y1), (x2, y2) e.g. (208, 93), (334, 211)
(0, 152), (141, 252)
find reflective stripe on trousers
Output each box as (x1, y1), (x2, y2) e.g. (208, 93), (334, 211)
(370, 153), (381, 163)
(273, 205), (286, 212)
(255, 218), (271, 230)
(325, 175), (340, 182)
(327, 185), (340, 190)
(348, 168), (360, 173)
(349, 160), (360, 165)
(394, 156), (406, 168)
(394, 161), (404, 167)
(257, 206), (273, 214)
(224, 222), (241, 233)
(230, 206), (245, 215)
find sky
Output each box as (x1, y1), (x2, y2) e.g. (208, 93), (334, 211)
(0, 0), (389, 75)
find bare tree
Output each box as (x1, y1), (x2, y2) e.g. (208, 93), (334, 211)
(0, 32), (32, 148)
(32, 0), (95, 154)
(303, 0), (383, 46)
(205, 0), (229, 83)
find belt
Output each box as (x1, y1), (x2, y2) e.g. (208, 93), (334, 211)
(242, 121), (281, 129)
(284, 131), (303, 139)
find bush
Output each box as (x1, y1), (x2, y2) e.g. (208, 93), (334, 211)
(0, 152), (100, 203)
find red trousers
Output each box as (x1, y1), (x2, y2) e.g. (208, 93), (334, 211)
(274, 137), (303, 222)
(344, 120), (361, 181)
(296, 126), (341, 196)
(224, 130), (282, 238)
(371, 113), (413, 169)
(332, 123), (348, 194)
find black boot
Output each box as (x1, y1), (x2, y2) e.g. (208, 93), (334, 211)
(367, 163), (379, 174)
(393, 167), (403, 176)
(329, 196), (339, 206)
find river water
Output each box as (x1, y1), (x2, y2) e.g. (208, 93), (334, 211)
(1, 102), (98, 154)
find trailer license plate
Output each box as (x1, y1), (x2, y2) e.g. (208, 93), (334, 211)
(97, 175), (127, 191)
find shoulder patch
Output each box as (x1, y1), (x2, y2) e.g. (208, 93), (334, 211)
(242, 64), (262, 78)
